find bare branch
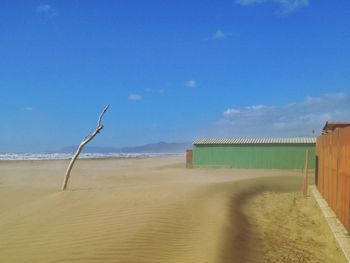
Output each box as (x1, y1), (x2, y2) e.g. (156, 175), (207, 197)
(61, 105), (109, 191)
(98, 104), (109, 127)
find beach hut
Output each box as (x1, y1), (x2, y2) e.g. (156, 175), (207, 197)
(322, 121), (350, 134)
(192, 137), (316, 169)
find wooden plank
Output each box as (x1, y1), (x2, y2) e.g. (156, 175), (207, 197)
(303, 149), (309, 197)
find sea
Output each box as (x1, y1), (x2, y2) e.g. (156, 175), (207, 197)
(0, 152), (179, 161)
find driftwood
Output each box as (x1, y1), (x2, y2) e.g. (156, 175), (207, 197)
(61, 105), (109, 191)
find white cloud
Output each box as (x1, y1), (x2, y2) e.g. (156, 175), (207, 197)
(213, 30), (232, 40)
(215, 93), (350, 137)
(224, 108), (241, 116)
(214, 30), (225, 39)
(235, 0), (309, 13)
(205, 30), (232, 41)
(145, 88), (165, 95)
(36, 4), (58, 17)
(246, 105), (265, 111)
(22, 107), (33, 111)
(129, 94), (142, 101)
(185, 80), (197, 88)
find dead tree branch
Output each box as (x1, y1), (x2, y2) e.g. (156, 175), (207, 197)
(61, 105), (109, 191)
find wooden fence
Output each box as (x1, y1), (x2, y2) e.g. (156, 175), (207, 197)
(316, 126), (350, 231)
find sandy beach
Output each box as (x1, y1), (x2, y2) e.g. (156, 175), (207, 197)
(0, 156), (345, 262)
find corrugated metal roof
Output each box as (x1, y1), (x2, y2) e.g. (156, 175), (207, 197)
(193, 137), (316, 145)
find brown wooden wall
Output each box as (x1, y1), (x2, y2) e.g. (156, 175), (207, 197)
(316, 126), (350, 231)
(186, 149), (193, 168)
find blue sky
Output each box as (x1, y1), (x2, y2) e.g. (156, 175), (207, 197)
(0, 0), (349, 152)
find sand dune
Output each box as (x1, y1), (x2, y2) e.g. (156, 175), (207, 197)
(0, 157), (345, 262)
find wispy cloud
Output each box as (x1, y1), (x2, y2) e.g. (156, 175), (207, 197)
(129, 94), (142, 101)
(205, 30), (232, 41)
(213, 30), (231, 40)
(145, 88), (165, 95)
(36, 4), (58, 17)
(223, 108), (241, 116)
(22, 107), (34, 111)
(235, 0), (310, 14)
(215, 93), (350, 137)
(185, 80), (197, 88)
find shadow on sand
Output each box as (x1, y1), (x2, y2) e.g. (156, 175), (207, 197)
(221, 175), (304, 263)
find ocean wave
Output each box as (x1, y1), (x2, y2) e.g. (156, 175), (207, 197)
(0, 153), (178, 161)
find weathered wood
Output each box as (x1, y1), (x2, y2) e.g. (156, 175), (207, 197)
(303, 149), (309, 197)
(186, 149), (193, 168)
(61, 105), (109, 191)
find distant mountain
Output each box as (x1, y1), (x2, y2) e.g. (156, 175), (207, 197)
(119, 142), (192, 153)
(60, 146), (118, 153)
(59, 142), (192, 154)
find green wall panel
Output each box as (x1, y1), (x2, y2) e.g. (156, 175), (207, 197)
(193, 144), (316, 169)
